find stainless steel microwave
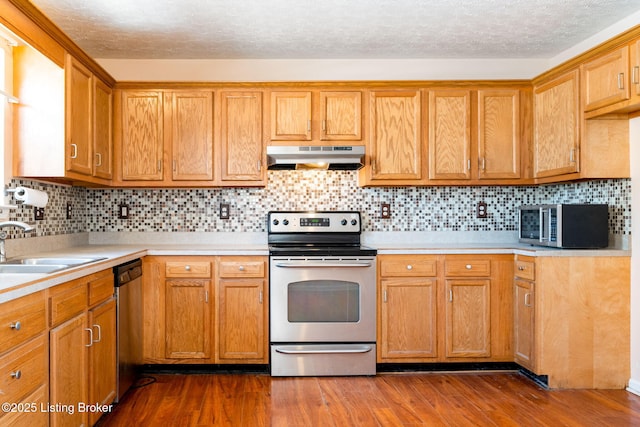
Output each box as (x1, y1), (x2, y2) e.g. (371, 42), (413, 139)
(518, 204), (609, 248)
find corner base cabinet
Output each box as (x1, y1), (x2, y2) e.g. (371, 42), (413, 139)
(514, 255), (630, 389)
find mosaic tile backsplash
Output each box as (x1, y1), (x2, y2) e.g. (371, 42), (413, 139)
(5, 173), (632, 239)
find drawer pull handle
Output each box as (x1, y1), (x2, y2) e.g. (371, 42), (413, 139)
(465, 264), (472, 270)
(185, 265), (191, 271)
(11, 370), (21, 380)
(518, 266), (526, 271)
(10, 321), (21, 330)
(406, 265), (413, 270)
(239, 265), (245, 271)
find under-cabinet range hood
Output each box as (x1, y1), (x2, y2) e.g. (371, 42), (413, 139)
(266, 145), (365, 170)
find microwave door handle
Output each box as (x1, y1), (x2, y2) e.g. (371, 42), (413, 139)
(539, 207), (545, 242)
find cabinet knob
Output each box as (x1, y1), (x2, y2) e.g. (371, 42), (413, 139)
(406, 265), (413, 270)
(239, 265), (245, 271)
(465, 264), (472, 270)
(185, 265), (191, 271)
(518, 266), (526, 271)
(11, 370), (21, 380)
(10, 321), (21, 331)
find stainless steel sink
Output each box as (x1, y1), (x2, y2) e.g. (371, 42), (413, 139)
(0, 264), (69, 274)
(0, 256), (107, 274)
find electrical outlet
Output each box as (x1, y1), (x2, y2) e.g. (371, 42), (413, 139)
(477, 201), (487, 218)
(381, 203), (391, 219)
(34, 207), (45, 220)
(220, 203), (230, 219)
(66, 202), (72, 219)
(118, 204), (129, 219)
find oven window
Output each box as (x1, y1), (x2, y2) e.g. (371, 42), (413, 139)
(288, 280), (359, 323)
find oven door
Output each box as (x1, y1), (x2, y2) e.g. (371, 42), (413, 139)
(269, 256), (376, 343)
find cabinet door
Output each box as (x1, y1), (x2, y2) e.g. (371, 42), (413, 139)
(50, 313), (88, 427)
(320, 91), (362, 140)
(93, 78), (113, 179)
(477, 90), (520, 179)
(171, 91), (214, 181)
(219, 91), (265, 183)
(88, 298), (117, 426)
(533, 70), (580, 178)
(65, 55), (93, 176)
(445, 279), (490, 358)
(582, 45), (630, 112)
(630, 39), (640, 100)
(514, 279), (535, 370)
(428, 90), (471, 180)
(270, 91), (312, 140)
(121, 91), (164, 180)
(369, 90), (423, 181)
(165, 279), (211, 359)
(379, 278), (437, 360)
(217, 278), (267, 362)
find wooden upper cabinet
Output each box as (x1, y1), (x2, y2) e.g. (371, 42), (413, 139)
(533, 69), (580, 178)
(170, 91), (214, 181)
(65, 55), (93, 176)
(477, 90), (520, 180)
(367, 90), (423, 183)
(630, 38), (640, 100)
(582, 45), (630, 112)
(121, 91), (164, 181)
(93, 78), (113, 179)
(320, 91), (362, 141)
(270, 91), (312, 140)
(218, 91), (265, 184)
(428, 90), (471, 180)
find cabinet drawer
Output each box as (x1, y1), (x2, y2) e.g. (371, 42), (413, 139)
(515, 260), (535, 281)
(88, 270), (114, 307)
(380, 256), (437, 277)
(444, 259), (491, 277)
(49, 281), (88, 326)
(0, 335), (47, 407)
(218, 258), (265, 278)
(0, 383), (48, 427)
(0, 292), (46, 353)
(166, 261), (211, 278)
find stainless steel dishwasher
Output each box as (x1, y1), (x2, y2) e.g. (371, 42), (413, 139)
(114, 258), (143, 402)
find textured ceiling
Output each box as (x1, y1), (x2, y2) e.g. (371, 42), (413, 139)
(28, 0), (640, 60)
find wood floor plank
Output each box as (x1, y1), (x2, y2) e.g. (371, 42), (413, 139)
(96, 372), (640, 427)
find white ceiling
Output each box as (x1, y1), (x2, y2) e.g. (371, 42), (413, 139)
(28, 0), (640, 60)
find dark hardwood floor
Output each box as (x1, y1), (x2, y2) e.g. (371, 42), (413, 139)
(97, 372), (640, 426)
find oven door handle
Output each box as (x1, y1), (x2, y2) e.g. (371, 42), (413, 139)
(275, 345), (373, 355)
(274, 262), (373, 268)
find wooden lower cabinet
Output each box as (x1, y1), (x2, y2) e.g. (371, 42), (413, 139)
(514, 255), (630, 389)
(143, 255), (269, 364)
(88, 297), (117, 426)
(377, 254), (513, 363)
(50, 313), (88, 427)
(445, 279), (491, 358)
(49, 269), (116, 427)
(379, 277), (437, 360)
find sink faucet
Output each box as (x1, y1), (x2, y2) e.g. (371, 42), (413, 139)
(0, 221), (35, 262)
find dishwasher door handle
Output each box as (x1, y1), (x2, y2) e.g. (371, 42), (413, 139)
(274, 262), (372, 268)
(275, 345), (373, 355)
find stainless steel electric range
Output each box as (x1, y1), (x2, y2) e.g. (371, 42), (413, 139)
(268, 211), (377, 376)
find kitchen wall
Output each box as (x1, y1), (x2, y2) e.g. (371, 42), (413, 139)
(5, 175), (631, 242)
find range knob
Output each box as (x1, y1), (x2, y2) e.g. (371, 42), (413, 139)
(341, 219), (348, 226)
(272, 219), (279, 226)
(283, 219), (289, 226)
(351, 219), (358, 226)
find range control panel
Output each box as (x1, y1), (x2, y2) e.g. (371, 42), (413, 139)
(268, 211), (361, 233)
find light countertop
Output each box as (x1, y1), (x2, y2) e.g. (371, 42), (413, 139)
(0, 236), (630, 303)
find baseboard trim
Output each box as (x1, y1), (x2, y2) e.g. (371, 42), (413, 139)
(627, 378), (640, 396)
